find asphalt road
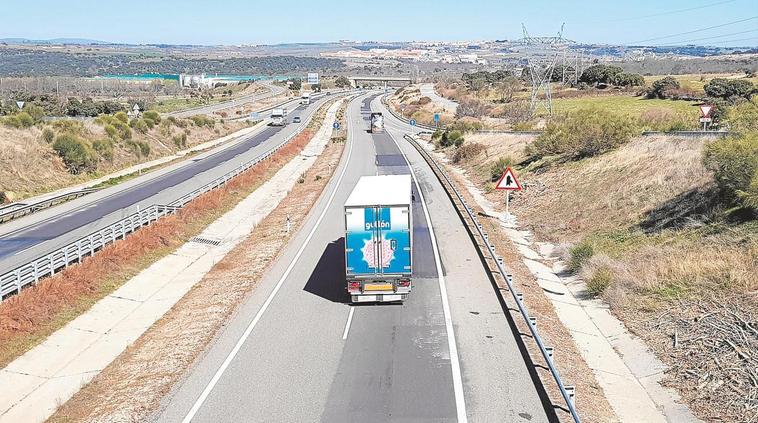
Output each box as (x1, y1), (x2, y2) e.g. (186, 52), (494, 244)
(167, 80), (288, 118)
(0, 94), (335, 278)
(419, 83), (458, 114)
(153, 92), (553, 422)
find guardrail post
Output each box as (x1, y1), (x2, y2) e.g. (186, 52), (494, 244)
(516, 292), (524, 305)
(497, 257), (504, 267)
(545, 347), (554, 364)
(529, 316), (537, 329)
(565, 385), (576, 406)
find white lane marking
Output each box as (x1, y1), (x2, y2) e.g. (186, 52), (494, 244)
(341, 306), (355, 340)
(181, 95), (361, 423)
(387, 125), (469, 423)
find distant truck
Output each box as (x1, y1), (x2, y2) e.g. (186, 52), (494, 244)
(301, 92), (311, 105)
(271, 108), (286, 126)
(344, 175), (413, 303)
(369, 112), (384, 133)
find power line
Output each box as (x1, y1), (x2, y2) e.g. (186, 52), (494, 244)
(655, 28), (758, 45)
(697, 36), (758, 45)
(576, 0), (738, 25)
(628, 16), (758, 44)
(606, 0), (737, 23)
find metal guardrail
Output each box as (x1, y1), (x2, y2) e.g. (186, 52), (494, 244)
(0, 97), (325, 301)
(0, 188), (100, 224)
(404, 134), (581, 423)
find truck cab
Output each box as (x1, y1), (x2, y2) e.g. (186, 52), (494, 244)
(271, 108), (285, 126)
(369, 112), (384, 133)
(344, 175), (413, 303)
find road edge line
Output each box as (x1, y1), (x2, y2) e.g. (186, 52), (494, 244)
(385, 117), (469, 423)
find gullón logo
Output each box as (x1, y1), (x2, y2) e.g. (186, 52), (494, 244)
(364, 207), (391, 231)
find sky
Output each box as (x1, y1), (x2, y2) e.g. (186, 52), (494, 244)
(1, 0), (756, 46)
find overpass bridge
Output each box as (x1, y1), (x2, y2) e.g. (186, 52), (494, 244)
(349, 75), (414, 88)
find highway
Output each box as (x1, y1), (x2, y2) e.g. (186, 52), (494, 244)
(0, 93), (335, 286)
(154, 92), (553, 422)
(167, 80), (288, 118)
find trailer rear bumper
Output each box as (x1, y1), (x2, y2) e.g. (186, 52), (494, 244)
(351, 293), (407, 303)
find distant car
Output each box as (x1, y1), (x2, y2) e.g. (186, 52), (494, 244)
(293, 116), (301, 123)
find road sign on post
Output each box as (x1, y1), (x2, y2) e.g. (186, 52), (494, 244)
(333, 122), (340, 129)
(433, 113), (440, 128)
(307, 73), (319, 85)
(495, 167), (522, 215)
(409, 119), (417, 126)
(16, 101), (24, 110)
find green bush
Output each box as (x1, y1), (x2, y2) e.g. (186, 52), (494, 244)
(23, 105), (46, 123)
(142, 110), (161, 123)
(2, 115), (22, 128)
(587, 266), (613, 296)
(125, 139), (150, 157)
(702, 132), (758, 208)
(41, 127), (55, 143)
(190, 115), (215, 128)
(114, 111), (128, 124)
(490, 156), (513, 181)
(452, 142), (484, 163)
(129, 118), (149, 133)
(527, 108), (639, 160)
(16, 112), (34, 128)
(104, 124), (118, 139)
(726, 101), (758, 131)
(143, 118), (156, 129)
(92, 138), (114, 161)
(703, 78), (755, 101)
(439, 129), (464, 147)
(52, 134), (95, 173)
(569, 242), (594, 272)
(646, 76), (680, 99)
(173, 133), (188, 148)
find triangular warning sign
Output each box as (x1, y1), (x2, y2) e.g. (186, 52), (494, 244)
(699, 105), (713, 117)
(495, 167), (521, 191)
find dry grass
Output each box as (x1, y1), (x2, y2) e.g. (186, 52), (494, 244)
(49, 126), (345, 423)
(0, 128), (315, 369)
(0, 118), (251, 200)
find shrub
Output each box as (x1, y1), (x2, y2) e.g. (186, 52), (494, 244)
(173, 133), (188, 148)
(612, 72), (645, 87)
(646, 77), (680, 99)
(725, 101), (758, 131)
(190, 115), (215, 128)
(52, 134), (95, 173)
(569, 242), (594, 272)
(1, 116), (21, 128)
(114, 111), (128, 124)
(455, 97), (491, 119)
(431, 129), (444, 142)
(143, 118), (156, 129)
(51, 119), (85, 135)
(452, 142), (484, 163)
(41, 127), (55, 143)
(489, 156), (513, 181)
(142, 110), (161, 123)
(92, 139), (114, 161)
(125, 139), (151, 157)
(417, 96), (432, 105)
(702, 133), (758, 208)
(16, 112), (34, 127)
(586, 266), (613, 296)
(579, 65), (623, 86)
(129, 118), (149, 133)
(527, 108), (639, 160)
(24, 104), (46, 123)
(439, 130), (464, 147)
(703, 78), (754, 102)
(104, 124), (118, 139)
(448, 118), (483, 132)
(512, 121), (534, 131)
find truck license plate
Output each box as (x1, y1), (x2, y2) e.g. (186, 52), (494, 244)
(364, 283), (393, 291)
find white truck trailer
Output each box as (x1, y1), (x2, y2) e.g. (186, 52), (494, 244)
(344, 175), (413, 303)
(271, 108), (286, 126)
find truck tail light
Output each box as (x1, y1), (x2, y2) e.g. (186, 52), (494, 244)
(398, 279), (410, 288)
(348, 281), (361, 293)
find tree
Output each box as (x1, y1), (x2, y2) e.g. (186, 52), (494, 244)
(493, 77), (521, 103)
(646, 76), (680, 99)
(335, 76), (351, 88)
(612, 73), (645, 87)
(703, 132), (758, 209)
(287, 78), (302, 91)
(579, 65), (624, 86)
(704, 78), (755, 102)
